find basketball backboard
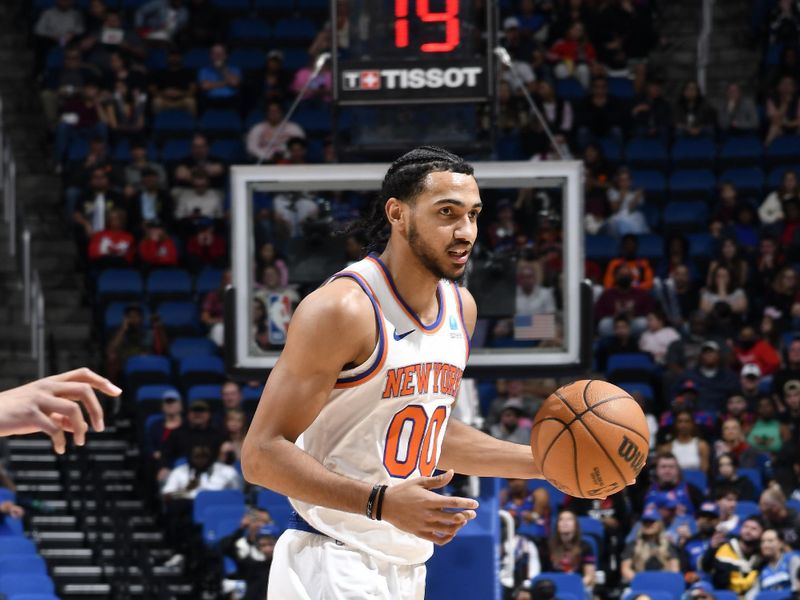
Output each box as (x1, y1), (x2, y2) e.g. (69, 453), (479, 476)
(225, 161), (591, 380)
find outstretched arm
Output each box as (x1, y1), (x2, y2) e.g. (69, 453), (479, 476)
(438, 419), (542, 479)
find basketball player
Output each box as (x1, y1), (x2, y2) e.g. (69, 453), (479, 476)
(0, 368), (117, 453)
(241, 147), (544, 599)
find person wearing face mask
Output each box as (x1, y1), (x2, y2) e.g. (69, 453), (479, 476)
(595, 264), (655, 337)
(603, 234), (655, 290)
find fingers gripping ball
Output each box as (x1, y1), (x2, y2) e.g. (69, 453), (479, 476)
(531, 380), (649, 499)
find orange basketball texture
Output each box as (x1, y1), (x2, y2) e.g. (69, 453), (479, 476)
(530, 380), (650, 499)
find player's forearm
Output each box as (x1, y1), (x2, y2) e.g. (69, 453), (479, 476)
(438, 420), (542, 479)
(241, 436), (373, 516)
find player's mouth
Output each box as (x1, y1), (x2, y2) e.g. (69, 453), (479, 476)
(447, 248), (471, 265)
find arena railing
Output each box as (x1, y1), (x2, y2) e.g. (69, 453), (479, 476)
(697, 0), (715, 95)
(0, 97), (47, 378)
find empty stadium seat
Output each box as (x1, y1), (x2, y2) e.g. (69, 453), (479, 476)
(768, 166), (798, 188)
(618, 382), (655, 403)
(272, 19), (318, 45)
(585, 235), (618, 262)
(427, 526), (497, 600)
(720, 167), (765, 196)
(198, 110), (243, 136)
(555, 78), (586, 101)
(256, 488), (291, 510)
(96, 270), (143, 303)
(606, 352), (655, 383)
(718, 135), (763, 167)
(631, 170), (667, 199)
(532, 573), (584, 600)
(153, 110), (195, 137)
(626, 139), (668, 169)
(282, 49), (310, 71)
(145, 269), (193, 302)
(210, 139), (246, 163)
(179, 356), (226, 388)
(669, 170), (716, 198)
(195, 268), (224, 296)
(124, 356), (172, 388)
(0, 574), (55, 595)
(630, 572), (685, 600)
(766, 135), (800, 166)
(738, 468), (764, 494)
(635, 234), (665, 260)
(157, 302), (200, 335)
(0, 555), (47, 575)
(671, 137), (716, 168)
(228, 18), (272, 45)
(597, 137), (622, 163)
(203, 516), (244, 546)
(735, 500), (760, 518)
(663, 201), (709, 230)
(169, 337), (218, 362)
(160, 139), (192, 163)
(294, 108), (332, 136)
(607, 77), (634, 99)
(687, 233), (716, 258)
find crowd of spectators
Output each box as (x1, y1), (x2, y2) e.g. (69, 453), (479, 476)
(22, 0), (800, 598)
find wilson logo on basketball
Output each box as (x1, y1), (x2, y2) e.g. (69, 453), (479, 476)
(617, 435), (646, 473)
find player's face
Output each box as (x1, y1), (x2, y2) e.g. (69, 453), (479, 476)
(406, 171), (481, 281)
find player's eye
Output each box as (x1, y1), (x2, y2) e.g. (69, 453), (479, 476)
(439, 207), (453, 216)
(468, 210), (479, 220)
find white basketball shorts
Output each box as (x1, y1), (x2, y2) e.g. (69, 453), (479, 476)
(267, 529), (426, 599)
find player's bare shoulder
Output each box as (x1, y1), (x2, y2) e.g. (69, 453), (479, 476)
(284, 277), (377, 368)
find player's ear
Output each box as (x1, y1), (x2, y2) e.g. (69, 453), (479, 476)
(385, 198), (407, 233)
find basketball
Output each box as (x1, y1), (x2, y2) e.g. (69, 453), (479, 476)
(531, 380), (650, 499)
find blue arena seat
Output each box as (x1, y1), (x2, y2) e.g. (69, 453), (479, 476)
(145, 269), (192, 302)
(124, 356), (172, 388)
(293, 108), (332, 136)
(187, 384), (223, 406)
(585, 235), (618, 262)
(228, 48), (266, 72)
(669, 170), (716, 198)
(606, 353), (655, 382)
(754, 592), (794, 600)
(635, 234), (665, 260)
(496, 135), (524, 161)
(0, 556), (47, 575)
(623, 592), (673, 600)
(228, 18), (271, 44)
(427, 526), (497, 600)
(136, 385), (179, 404)
(203, 516), (244, 546)
(626, 138), (669, 169)
(766, 135), (800, 166)
(66, 138), (89, 163)
(527, 480), (566, 513)
(210, 139), (246, 163)
(96, 269), (143, 303)
(179, 356), (226, 387)
(256, 488), (291, 510)
(192, 490), (246, 522)
(663, 201), (710, 230)
(737, 468), (764, 494)
(631, 170), (667, 197)
(630, 572), (685, 600)
(608, 77), (634, 99)
(597, 137), (622, 162)
(0, 537), (36, 555)
(768, 166), (798, 188)
(272, 18), (318, 45)
(153, 110), (195, 137)
(195, 268), (224, 296)
(671, 137), (716, 168)
(577, 516), (604, 539)
(199, 110), (243, 136)
(555, 78), (586, 101)
(160, 139), (192, 163)
(182, 47), (211, 70)
(169, 337), (218, 362)
(0, 574), (55, 595)
(0, 488), (14, 503)
(720, 167), (765, 195)
(718, 135), (763, 167)
(735, 500), (760, 518)
(282, 49), (310, 72)
(682, 469), (708, 493)
(0, 516), (23, 537)
(618, 382), (655, 403)
(157, 302), (200, 335)
(687, 233), (716, 258)
(209, 0), (250, 11)
(104, 302), (151, 333)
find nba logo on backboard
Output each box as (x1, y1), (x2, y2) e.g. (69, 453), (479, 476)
(267, 294), (292, 345)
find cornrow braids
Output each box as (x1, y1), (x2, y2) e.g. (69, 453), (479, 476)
(342, 146), (474, 254)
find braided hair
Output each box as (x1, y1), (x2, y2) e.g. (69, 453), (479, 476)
(345, 146), (474, 253)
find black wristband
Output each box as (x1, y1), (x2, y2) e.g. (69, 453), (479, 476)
(375, 485), (388, 521)
(366, 484), (382, 519)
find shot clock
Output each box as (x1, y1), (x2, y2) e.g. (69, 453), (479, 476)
(332, 0), (494, 105)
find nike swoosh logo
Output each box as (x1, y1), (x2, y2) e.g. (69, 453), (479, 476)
(393, 329), (415, 341)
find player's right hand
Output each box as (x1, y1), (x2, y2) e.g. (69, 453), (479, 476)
(380, 469), (479, 546)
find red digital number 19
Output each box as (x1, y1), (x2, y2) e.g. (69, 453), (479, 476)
(394, 0), (460, 53)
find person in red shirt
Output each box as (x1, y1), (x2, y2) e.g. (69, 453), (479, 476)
(138, 220), (178, 268)
(88, 208), (135, 267)
(548, 21), (596, 89)
(595, 263), (655, 336)
(734, 325), (781, 376)
(186, 217), (226, 270)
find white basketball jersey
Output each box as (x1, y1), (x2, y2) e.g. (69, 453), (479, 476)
(290, 254), (471, 565)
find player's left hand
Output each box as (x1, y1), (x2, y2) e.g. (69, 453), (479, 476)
(0, 368), (121, 454)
